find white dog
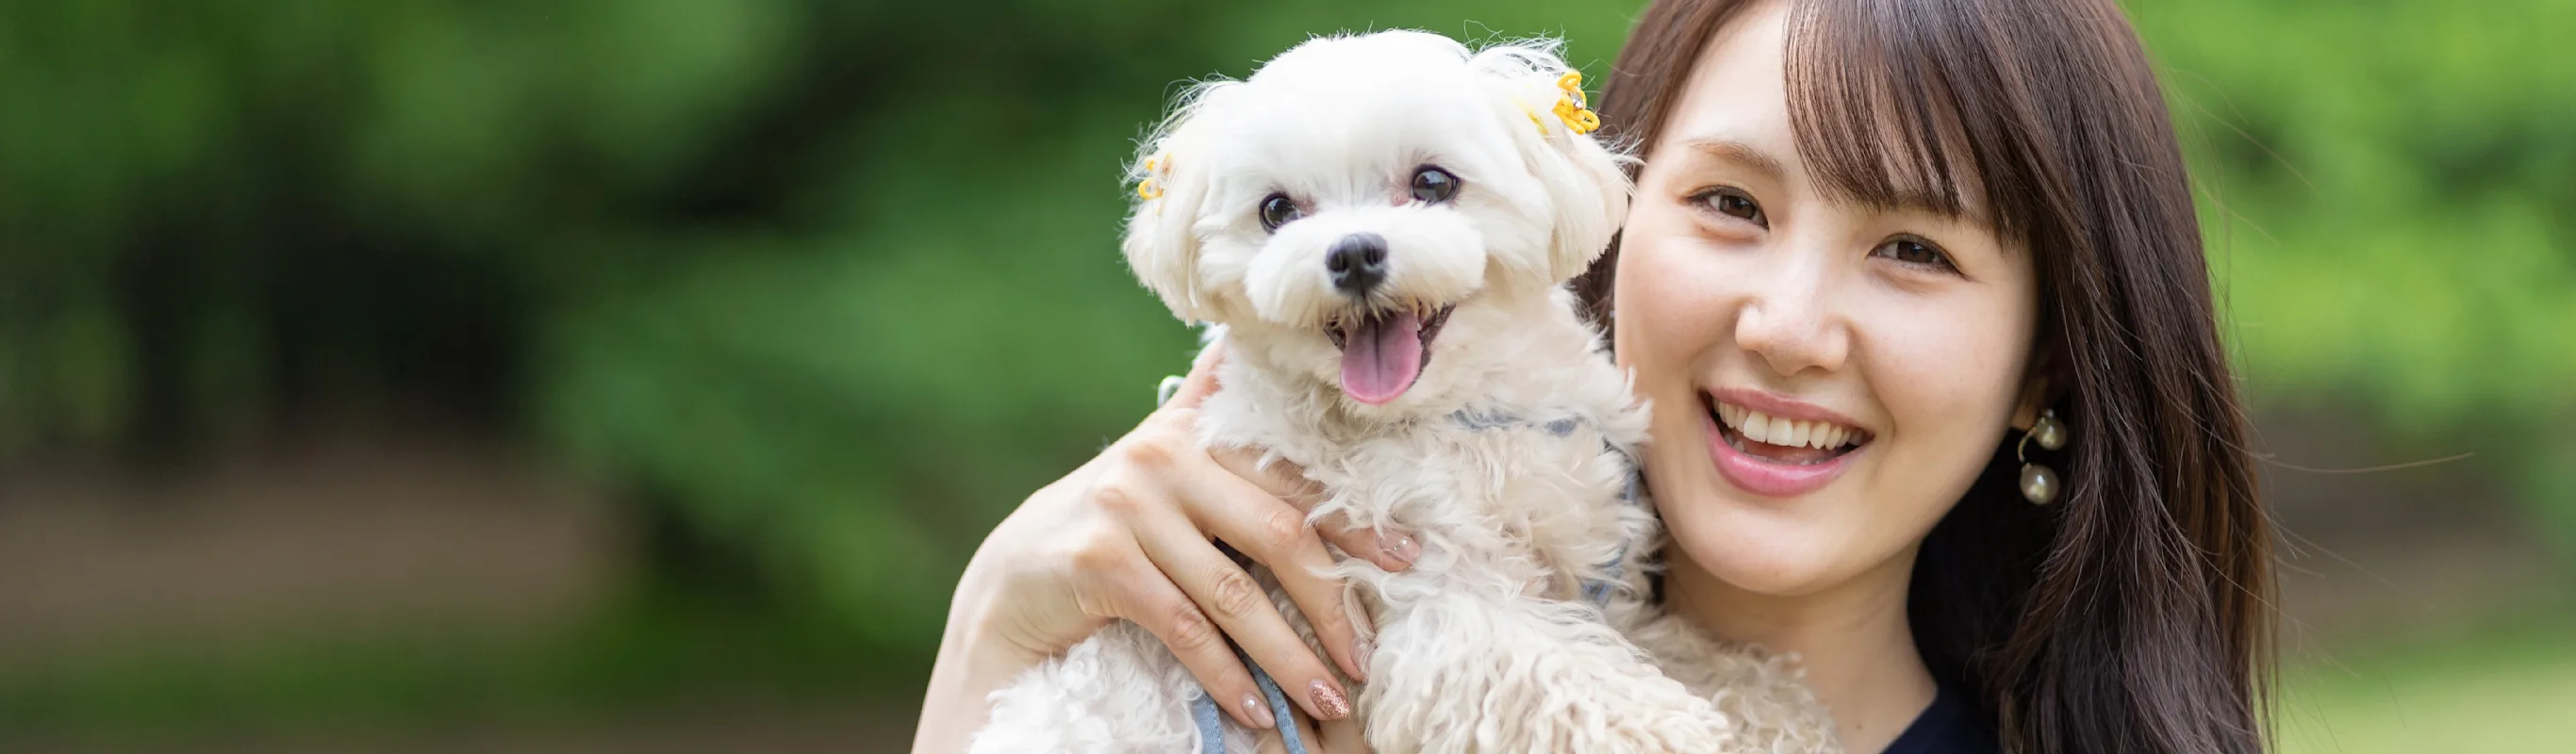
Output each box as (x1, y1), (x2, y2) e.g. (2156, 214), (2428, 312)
(971, 31), (1834, 753)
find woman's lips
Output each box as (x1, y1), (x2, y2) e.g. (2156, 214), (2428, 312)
(1702, 407), (1859, 499)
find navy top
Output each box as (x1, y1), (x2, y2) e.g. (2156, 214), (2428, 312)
(1884, 683), (2000, 754)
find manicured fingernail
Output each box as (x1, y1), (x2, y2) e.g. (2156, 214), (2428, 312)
(1241, 693), (1276, 729)
(1310, 680), (1351, 720)
(1379, 532), (1420, 566)
(1350, 636), (1374, 682)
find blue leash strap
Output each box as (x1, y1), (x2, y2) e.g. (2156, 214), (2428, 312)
(1187, 639), (1309, 754)
(1189, 682), (1226, 754)
(1580, 467), (1643, 607)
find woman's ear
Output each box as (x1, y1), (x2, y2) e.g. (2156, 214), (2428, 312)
(1121, 81), (1238, 323)
(2011, 374), (2052, 431)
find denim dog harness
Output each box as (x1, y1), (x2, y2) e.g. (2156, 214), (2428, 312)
(1183, 408), (1642, 754)
(1192, 639), (1308, 754)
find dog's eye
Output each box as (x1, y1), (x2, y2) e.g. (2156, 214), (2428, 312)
(1259, 193), (1301, 232)
(1410, 166), (1461, 204)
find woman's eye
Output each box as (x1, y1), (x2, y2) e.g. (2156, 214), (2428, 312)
(1259, 193), (1301, 231)
(1872, 237), (1958, 271)
(1693, 188), (1766, 227)
(1410, 166), (1461, 204)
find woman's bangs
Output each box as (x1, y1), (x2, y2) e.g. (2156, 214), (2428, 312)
(1784, 0), (2011, 235)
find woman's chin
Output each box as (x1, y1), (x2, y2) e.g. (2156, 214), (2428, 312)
(1661, 504), (1863, 597)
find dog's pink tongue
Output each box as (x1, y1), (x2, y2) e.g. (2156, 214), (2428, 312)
(1339, 311), (1424, 405)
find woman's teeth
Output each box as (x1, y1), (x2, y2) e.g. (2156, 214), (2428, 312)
(1714, 402), (1863, 450)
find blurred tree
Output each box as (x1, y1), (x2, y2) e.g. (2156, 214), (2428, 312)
(1, 0), (2568, 665)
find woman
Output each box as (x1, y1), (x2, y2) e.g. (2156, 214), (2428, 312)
(916, 0), (2273, 751)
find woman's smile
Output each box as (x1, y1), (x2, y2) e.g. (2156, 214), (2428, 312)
(1699, 386), (1873, 498)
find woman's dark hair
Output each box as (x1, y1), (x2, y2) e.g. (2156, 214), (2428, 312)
(1581, 0), (2274, 751)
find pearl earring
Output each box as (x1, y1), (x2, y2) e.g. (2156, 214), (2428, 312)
(2018, 408), (2068, 504)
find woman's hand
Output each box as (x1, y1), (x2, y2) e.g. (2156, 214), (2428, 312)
(912, 343), (1416, 753)
(1267, 706), (1373, 753)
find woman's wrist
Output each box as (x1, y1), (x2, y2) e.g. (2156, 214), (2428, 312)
(913, 566), (1049, 753)
(947, 558), (1054, 683)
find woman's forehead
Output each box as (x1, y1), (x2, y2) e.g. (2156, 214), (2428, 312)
(1656, 0), (1799, 173)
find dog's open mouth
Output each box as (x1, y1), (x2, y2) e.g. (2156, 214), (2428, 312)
(1324, 304), (1456, 404)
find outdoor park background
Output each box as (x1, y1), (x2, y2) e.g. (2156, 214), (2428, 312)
(2, 0), (2569, 750)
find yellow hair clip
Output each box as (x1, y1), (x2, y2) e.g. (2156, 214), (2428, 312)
(1552, 72), (1602, 135)
(1136, 154), (1169, 200)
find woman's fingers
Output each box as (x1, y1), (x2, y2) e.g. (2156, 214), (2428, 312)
(1317, 514), (1420, 574)
(1135, 338), (1388, 721)
(1255, 708), (1327, 754)
(1129, 503), (1353, 723)
(1098, 440), (1353, 721)
(1176, 458), (1371, 682)
(1209, 446), (1419, 573)
(1206, 445), (1323, 506)
(1260, 706), (1365, 754)
(1164, 338), (1229, 410)
(1079, 533), (1276, 730)
(1312, 707), (1368, 753)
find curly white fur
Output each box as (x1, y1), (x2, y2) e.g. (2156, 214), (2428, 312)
(972, 30), (1838, 753)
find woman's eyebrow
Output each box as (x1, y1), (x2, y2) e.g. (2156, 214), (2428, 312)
(1677, 137), (1785, 182)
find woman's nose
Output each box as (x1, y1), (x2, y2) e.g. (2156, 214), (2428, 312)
(1733, 254), (1850, 378)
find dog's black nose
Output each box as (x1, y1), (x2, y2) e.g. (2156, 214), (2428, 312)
(1327, 233), (1389, 293)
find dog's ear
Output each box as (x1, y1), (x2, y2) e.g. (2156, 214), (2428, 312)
(1122, 81), (1240, 323)
(1523, 126), (1631, 282)
(1472, 43), (1634, 283)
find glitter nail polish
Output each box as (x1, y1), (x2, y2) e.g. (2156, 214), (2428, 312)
(1310, 679), (1352, 720)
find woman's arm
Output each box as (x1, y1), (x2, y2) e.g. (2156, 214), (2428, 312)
(910, 345), (1415, 753)
(909, 472), (1088, 752)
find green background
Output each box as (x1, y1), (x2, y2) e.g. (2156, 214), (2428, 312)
(2, 0), (2568, 748)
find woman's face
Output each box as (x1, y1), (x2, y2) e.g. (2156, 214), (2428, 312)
(1613, 0), (2042, 597)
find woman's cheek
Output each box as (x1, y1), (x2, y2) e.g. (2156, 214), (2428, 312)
(1853, 299), (2031, 531)
(1626, 229), (1745, 353)
(1617, 228), (1736, 396)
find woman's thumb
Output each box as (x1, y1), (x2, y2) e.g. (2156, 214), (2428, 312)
(1162, 337), (1228, 410)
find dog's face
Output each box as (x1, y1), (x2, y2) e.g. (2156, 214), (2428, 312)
(1124, 31), (1629, 409)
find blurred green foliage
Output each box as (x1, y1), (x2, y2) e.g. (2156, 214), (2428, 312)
(2, 0), (2569, 671)
(2273, 615), (2576, 752)
(0, 588), (905, 734)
